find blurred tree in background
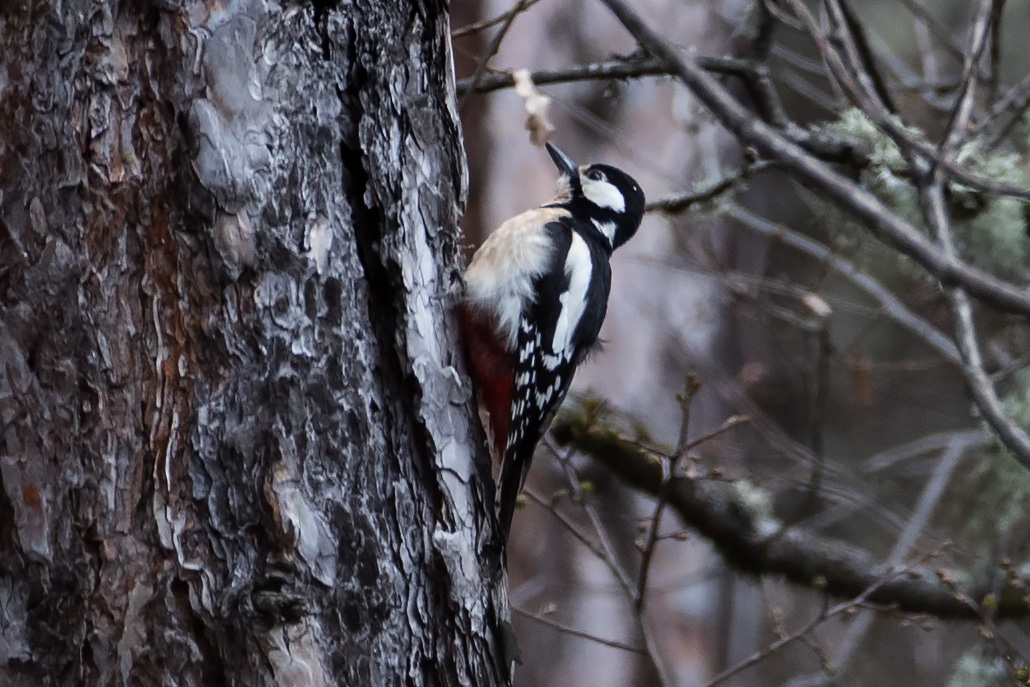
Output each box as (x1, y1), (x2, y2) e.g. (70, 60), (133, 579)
(456, 0), (1030, 685)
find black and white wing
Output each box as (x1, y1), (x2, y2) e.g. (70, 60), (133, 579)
(495, 223), (605, 537)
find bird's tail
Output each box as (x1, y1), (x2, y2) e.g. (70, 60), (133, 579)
(496, 441), (534, 540)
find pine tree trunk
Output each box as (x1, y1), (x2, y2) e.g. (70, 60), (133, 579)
(0, 2), (507, 684)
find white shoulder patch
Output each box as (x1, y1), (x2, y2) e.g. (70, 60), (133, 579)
(464, 207), (570, 350)
(550, 232), (592, 356)
(581, 177), (625, 212)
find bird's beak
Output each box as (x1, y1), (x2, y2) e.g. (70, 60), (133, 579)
(546, 143), (578, 180)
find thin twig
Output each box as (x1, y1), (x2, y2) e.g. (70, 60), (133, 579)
(457, 56), (672, 95)
(924, 184), (1030, 468)
(908, 0), (939, 92)
(634, 378), (699, 612)
(861, 428), (986, 473)
(821, 0), (897, 113)
(936, 0), (996, 156)
(646, 160), (778, 214)
(985, 0), (1004, 104)
(724, 205), (960, 365)
(913, 0), (1030, 469)
(548, 449), (636, 593)
(701, 569), (903, 687)
(940, 576), (1030, 679)
(804, 321), (831, 511)
(512, 605), (645, 654)
(458, 0), (535, 111)
(550, 415), (1030, 619)
(895, 0), (969, 63)
(522, 487), (628, 588)
(550, 451), (675, 685)
(925, 183), (1030, 472)
(533, 441), (675, 686)
(968, 70), (1030, 147)
(948, 285), (1030, 467)
(686, 414), (751, 451)
(829, 434), (970, 673)
(792, 0), (1030, 206)
(457, 56), (789, 129)
(451, 0), (543, 38)
(594, 0), (1030, 316)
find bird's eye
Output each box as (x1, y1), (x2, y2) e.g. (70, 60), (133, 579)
(587, 169), (606, 182)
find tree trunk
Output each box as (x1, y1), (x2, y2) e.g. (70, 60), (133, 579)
(0, 1), (508, 685)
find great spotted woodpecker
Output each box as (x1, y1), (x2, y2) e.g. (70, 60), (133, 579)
(459, 143), (645, 538)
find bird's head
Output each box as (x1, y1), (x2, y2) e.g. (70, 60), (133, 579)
(547, 142), (645, 250)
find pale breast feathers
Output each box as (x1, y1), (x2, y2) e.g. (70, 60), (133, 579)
(463, 207), (571, 350)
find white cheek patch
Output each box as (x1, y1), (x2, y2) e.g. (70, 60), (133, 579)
(582, 178), (625, 212)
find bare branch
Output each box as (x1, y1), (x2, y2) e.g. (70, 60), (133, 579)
(522, 487), (628, 588)
(646, 160), (778, 214)
(969, 70), (1030, 148)
(549, 414), (1030, 619)
(804, 320), (831, 508)
(910, 0), (1030, 471)
(939, 577), (1030, 678)
(593, 0), (1030, 316)
(796, 0), (1030, 205)
(828, 432), (970, 672)
(907, 0), (941, 89)
(794, 0), (1030, 468)
(457, 56), (672, 95)
(894, 0), (969, 63)
(937, 0), (996, 155)
(950, 285), (1030, 467)
(724, 206), (961, 365)
(451, 0), (543, 38)
(702, 572), (901, 687)
(456, 55), (789, 126)
(687, 414), (751, 451)
(512, 605), (645, 654)
(458, 0), (536, 111)
(985, 0), (1004, 103)
(862, 429), (987, 473)
(634, 378), (699, 612)
(821, 0), (898, 114)
(531, 444), (676, 686)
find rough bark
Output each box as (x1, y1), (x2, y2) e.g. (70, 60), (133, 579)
(0, 1), (508, 685)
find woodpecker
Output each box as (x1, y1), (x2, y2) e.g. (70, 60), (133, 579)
(459, 143), (645, 538)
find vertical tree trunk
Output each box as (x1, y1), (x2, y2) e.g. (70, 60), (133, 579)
(0, 1), (507, 685)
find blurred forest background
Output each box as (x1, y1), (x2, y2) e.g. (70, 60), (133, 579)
(453, 0), (1030, 685)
